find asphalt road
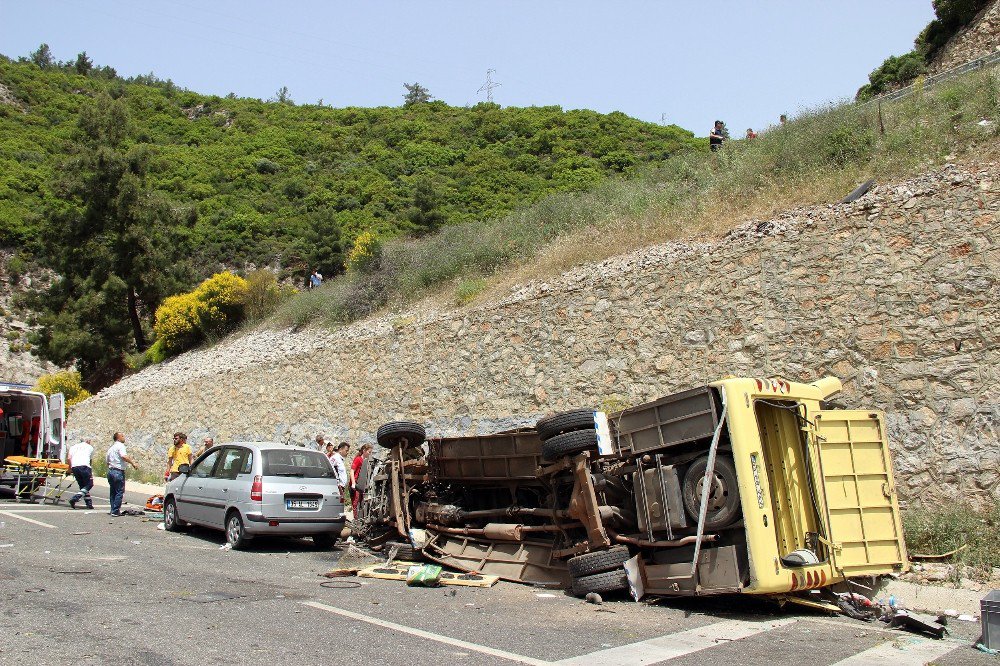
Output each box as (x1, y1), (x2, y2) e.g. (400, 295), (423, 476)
(0, 486), (991, 666)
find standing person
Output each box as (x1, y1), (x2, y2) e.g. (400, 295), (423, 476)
(330, 442), (350, 503)
(106, 432), (138, 517)
(315, 433), (327, 451)
(166, 433), (193, 482)
(709, 120), (728, 151)
(67, 438), (95, 510)
(745, 128), (757, 140)
(779, 114), (788, 125)
(197, 436), (214, 459)
(324, 442), (335, 462)
(350, 443), (373, 518)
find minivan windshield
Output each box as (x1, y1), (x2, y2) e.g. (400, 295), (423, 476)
(261, 449), (335, 478)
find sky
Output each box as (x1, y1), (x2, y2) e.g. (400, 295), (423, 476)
(0, 1), (935, 136)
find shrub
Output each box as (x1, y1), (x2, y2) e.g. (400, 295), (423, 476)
(193, 271), (248, 338)
(243, 269), (292, 323)
(33, 370), (91, 407)
(345, 231), (382, 272)
(454, 277), (486, 305)
(254, 158), (280, 174)
(903, 500), (1000, 575)
(153, 291), (203, 353)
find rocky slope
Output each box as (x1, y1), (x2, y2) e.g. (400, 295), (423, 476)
(71, 160), (999, 507)
(0, 250), (55, 384)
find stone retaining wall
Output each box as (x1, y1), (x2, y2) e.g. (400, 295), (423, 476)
(69, 162), (1000, 507)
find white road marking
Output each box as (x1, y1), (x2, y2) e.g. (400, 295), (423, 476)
(302, 600), (551, 665)
(829, 636), (957, 665)
(556, 618), (797, 665)
(0, 510), (57, 528)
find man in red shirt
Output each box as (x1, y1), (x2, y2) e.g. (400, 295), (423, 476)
(350, 443), (373, 518)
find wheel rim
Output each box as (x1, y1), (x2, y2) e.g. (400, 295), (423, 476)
(695, 472), (729, 512)
(227, 516), (241, 543)
(165, 503), (175, 527)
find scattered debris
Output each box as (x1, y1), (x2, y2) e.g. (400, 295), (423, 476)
(219, 543), (232, 551)
(910, 545), (969, 560)
(840, 178), (876, 204)
(535, 593), (557, 598)
(585, 592), (603, 605)
(886, 610), (948, 639)
(70, 532), (91, 536)
(406, 564), (443, 587)
(975, 642), (998, 655)
(444, 588), (457, 597)
(24, 588), (44, 593)
(320, 580), (362, 589)
(156, 523), (165, 531)
(357, 563), (498, 588)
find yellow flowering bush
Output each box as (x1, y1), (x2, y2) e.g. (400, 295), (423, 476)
(194, 271), (249, 337)
(153, 291), (204, 353)
(345, 231), (382, 272)
(33, 370), (91, 407)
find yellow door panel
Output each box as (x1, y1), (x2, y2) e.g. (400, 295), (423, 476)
(813, 411), (908, 575)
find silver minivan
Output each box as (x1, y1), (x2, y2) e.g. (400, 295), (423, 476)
(163, 442), (345, 549)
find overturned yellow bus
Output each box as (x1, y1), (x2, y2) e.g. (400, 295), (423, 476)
(359, 376), (908, 601)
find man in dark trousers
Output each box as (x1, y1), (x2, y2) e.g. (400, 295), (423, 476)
(67, 438), (95, 509)
(710, 120), (728, 151)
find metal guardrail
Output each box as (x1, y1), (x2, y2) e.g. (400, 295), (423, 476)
(860, 49), (1000, 107)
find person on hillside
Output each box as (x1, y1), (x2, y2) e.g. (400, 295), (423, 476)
(745, 128), (757, 140)
(106, 432), (138, 517)
(779, 114), (788, 125)
(166, 432), (193, 481)
(308, 269), (323, 289)
(330, 442), (350, 502)
(350, 443), (373, 518)
(67, 438), (95, 510)
(710, 120), (728, 151)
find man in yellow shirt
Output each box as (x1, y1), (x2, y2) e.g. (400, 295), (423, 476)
(166, 432), (193, 481)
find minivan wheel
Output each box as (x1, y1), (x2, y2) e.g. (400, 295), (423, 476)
(226, 511), (249, 550)
(164, 498), (180, 532)
(681, 455), (742, 530)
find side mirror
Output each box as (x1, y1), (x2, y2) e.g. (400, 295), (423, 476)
(178, 463), (191, 475)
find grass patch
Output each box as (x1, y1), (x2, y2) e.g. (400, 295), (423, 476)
(272, 66), (1000, 330)
(454, 277), (487, 305)
(903, 500), (1000, 578)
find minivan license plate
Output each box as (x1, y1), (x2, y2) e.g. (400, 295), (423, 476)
(287, 499), (319, 509)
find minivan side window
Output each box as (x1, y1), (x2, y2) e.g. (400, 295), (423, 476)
(214, 447), (250, 481)
(191, 450), (221, 479)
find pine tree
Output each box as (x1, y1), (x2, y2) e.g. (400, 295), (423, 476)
(29, 43), (54, 69)
(403, 82), (432, 106)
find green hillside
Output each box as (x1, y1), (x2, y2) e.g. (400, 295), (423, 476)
(0, 54), (699, 277)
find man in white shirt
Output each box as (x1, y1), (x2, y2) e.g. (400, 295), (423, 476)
(330, 442), (350, 501)
(106, 432), (139, 517)
(67, 438), (95, 510)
